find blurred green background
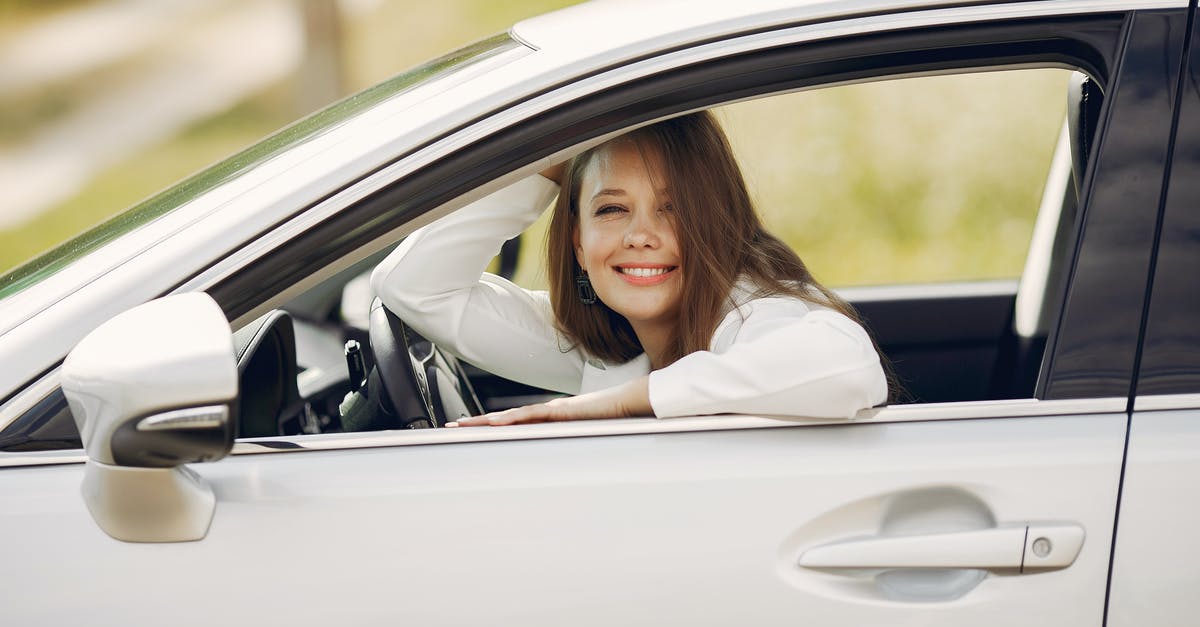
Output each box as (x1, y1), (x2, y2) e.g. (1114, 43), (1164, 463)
(0, 0), (577, 275)
(0, 0), (1067, 289)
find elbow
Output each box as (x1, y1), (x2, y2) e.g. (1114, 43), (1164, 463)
(368, 255), (409, 317)
(805, 315), (889, 417)
(369, 236), (428, 321)
(651, 354), (889, 420)
(825, 358), (889, 418)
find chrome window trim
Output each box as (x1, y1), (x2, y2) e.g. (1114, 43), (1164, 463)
(0, 396), (1126, 468)
(835, 279), (1018, 303)
(0, 449), (83, 467)
(1134, 394), (1200, 412)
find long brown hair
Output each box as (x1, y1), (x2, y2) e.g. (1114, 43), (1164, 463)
(548, 111), (867, 369)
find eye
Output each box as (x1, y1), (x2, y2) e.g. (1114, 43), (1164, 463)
(593, 204), (626, 217)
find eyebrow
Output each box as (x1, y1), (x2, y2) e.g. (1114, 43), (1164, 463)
(590, 188), (627, 201)
(589, 187), (671, 202)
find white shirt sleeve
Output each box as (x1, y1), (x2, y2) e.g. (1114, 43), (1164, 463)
(647, 298), (888, 418)
(370, 176), (586, 395)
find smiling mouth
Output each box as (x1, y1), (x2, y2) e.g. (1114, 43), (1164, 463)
(614, 265), (679, 285)
(618, 266), (674, 277)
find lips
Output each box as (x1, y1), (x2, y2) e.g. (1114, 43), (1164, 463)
(614, 264), (678, 286)
(620, 267), (670, 277)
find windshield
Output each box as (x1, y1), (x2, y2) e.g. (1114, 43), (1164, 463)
(0, 33), (524, 304)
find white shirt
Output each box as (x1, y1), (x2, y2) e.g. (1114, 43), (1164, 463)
(371, 175), (887, 418)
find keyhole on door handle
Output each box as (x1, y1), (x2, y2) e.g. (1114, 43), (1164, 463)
(1031, 537), (1052, 558)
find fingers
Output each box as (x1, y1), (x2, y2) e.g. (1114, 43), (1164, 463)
(445, 404), (559, 427)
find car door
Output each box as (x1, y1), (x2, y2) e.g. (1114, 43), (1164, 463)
(0, 3), (1187, 626)
(1108, 4), (1200, 624)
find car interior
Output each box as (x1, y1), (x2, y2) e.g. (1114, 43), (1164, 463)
(0, 71), (1103, 450)
(223, 71), (1103, 437)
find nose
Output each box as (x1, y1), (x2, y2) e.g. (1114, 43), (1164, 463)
(622, 208), (662, 249)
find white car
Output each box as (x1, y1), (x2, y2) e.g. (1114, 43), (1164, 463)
(2, 1), (1198, 625)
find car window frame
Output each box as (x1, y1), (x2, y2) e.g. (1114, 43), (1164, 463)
(1040, 9), (1187, 402)
(1133, 2), (1200, 409)
(209, 8), (1175, 407)
(0, 3), (1182, 463)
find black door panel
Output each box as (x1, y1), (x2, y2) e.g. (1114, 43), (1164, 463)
(853, 287), (1025, 403)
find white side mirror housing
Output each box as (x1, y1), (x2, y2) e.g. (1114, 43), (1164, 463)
(62, 292), (237, 542)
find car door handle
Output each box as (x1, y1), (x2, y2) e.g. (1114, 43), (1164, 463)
(797, 523), (1084, 573)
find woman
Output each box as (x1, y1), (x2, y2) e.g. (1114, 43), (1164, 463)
(371, 111), (887, 426)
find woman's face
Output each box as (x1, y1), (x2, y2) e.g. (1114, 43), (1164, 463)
(573, 139), (683, 329)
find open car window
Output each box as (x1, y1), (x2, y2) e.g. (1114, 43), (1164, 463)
(0, 65), (1095, 451)
(4, 3), (1137, 451)
(721, 69), (1079, 403)
(507, 68), (1079, 404)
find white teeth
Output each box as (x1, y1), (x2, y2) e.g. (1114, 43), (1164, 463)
(621, 267), (669, 277)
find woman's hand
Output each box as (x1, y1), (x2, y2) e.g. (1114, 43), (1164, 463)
(448, 376), (653, 427)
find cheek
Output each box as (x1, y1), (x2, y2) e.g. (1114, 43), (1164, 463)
(577, 226), (611, 270)
(663, 226), (683, 262)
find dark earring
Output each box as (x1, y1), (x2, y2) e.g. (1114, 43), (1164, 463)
(576, 272), (597, 305)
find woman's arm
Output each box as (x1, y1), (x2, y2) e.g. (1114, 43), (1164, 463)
(450, 299), (885, 426)
(648, 303), (887, 418)
(448, 376), (652, 427)
(370, 174), (585, 395)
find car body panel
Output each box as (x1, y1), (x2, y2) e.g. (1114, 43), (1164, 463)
(511, 0), (1186, 57)
(1106, 408), (1200, 627)
(0, 0), (1196, 624)
(2, 412), (1124, 625)
(1112, 7), (1200, 623)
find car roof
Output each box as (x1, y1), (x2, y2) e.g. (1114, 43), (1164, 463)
(513, 0), (975, 57)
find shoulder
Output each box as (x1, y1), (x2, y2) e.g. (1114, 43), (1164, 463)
(710, 281), (863, 352)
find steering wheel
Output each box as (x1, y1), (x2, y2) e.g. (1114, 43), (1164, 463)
(367, 298), (483, 428)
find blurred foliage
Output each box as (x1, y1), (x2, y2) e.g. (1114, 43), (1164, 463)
(1, 98), (290, 277)
(723, 69), (1068, 287)
(0, 0), (578, 275)
(0, 0), (85, 22)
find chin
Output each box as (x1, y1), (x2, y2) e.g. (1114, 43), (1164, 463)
(607, 302), (679, 326)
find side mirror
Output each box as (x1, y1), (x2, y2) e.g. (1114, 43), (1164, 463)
(62, 292), (237, 542)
